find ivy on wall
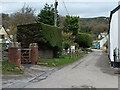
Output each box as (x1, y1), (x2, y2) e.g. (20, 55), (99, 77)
(41, 23), (62, 48)
(17, 23), (62, 56)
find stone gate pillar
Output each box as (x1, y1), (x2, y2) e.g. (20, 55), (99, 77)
(29, 43), (38, 64)
(8, 42), (21, 66)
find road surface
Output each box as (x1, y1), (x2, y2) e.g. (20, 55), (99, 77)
(24, 49), (119, 88)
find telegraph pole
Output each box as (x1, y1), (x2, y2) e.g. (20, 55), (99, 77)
(54, 0), (58, 27)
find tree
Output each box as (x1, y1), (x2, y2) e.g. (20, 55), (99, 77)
(62, 41), (70, 50)
(8, 25), (17, 42)
(80, 26), (92, 33)
(37, 3), (59, 25)
(92, 24), (108, 39)
(64, 15), (79, 35)
(2, 13), (10, 28)
(79, 17), (109, 39)
(75, 33), (92, 48)
(2, 5), (36, 28)
(62, 31), (75, 45)
(2, 5), (36, 41)
(9, 4), (36, 26)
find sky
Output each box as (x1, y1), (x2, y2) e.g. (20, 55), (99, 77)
(1, 0), (120, 18)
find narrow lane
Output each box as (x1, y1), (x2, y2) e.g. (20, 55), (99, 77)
(25, 49), (118, 88)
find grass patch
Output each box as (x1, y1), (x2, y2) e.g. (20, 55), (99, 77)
(37, 54), (83, 67)
(2, 60), (24, 74)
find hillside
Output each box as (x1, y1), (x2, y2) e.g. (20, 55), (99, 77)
(79, 17), (109, 39)
(80, 17), (109, 26)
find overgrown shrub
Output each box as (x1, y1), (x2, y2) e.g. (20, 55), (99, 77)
(62, 41), (70, 50)
(75, 33), (92, 48)
(17, 23), (62, 57)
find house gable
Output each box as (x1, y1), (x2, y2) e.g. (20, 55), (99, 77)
(108, 5), (120, 33)
(0, 25), (11, 40)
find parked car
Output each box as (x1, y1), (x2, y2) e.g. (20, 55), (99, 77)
(94, 42), (100, 49)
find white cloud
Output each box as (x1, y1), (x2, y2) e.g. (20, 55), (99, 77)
(58, 2), (118, 17)
(1, 2), (119, 18)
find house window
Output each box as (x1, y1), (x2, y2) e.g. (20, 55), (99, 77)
(0, 35), (5, 39)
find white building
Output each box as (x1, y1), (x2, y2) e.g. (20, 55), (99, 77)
(0, 25), (11, 42)
(108, 3), (120, 67)
(98, 32), (107, 39)
(99, 35), (108, 48)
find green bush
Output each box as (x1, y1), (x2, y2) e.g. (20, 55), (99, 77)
(62, 41), (70, 50)
(75, 33), (92, 48)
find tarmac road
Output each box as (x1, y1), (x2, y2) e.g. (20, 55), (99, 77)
(25, 49), (119, 88)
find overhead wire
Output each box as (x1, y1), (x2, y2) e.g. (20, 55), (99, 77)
(58, 5), (67, 15)
(62, 0), (70, 15)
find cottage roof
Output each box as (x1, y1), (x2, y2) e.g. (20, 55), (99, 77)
(109, 5), (120, 23)
(108, 4), (120, 33)
(0, 25), (12, 40)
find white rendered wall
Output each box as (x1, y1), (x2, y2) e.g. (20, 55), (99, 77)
(118, 8), (120, 61)
(109, 11), (119, 62)
(99, 35), (108, 48)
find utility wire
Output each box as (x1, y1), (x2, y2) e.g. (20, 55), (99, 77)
(58, 6), (66, 15)
(62, 0), (69, 15)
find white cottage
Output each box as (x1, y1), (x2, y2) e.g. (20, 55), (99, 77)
(108, 4), (120, 67)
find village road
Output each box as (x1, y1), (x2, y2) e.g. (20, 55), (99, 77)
(25, 49), (119, 88)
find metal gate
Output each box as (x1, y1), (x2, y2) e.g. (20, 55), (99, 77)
(21, 49), (32, 64)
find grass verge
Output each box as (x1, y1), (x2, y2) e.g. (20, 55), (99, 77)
(37, 54), (83, 67)
(2, 60), (24, 74)
(81, 48), (93, 53)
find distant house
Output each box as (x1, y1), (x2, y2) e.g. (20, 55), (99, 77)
(0, 25), (11, 42)
(98, 32), (107, 39)
(108, 3), (120, 67)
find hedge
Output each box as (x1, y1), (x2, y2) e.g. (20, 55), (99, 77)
(17, 23), (62, 56)
(75, 33), (92, 48)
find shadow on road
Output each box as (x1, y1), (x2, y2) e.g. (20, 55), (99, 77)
(95, 50), (118, 76)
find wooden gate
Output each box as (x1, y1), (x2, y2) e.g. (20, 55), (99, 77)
(8, 43), (38, 66)
(21, 49), (32, 64)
